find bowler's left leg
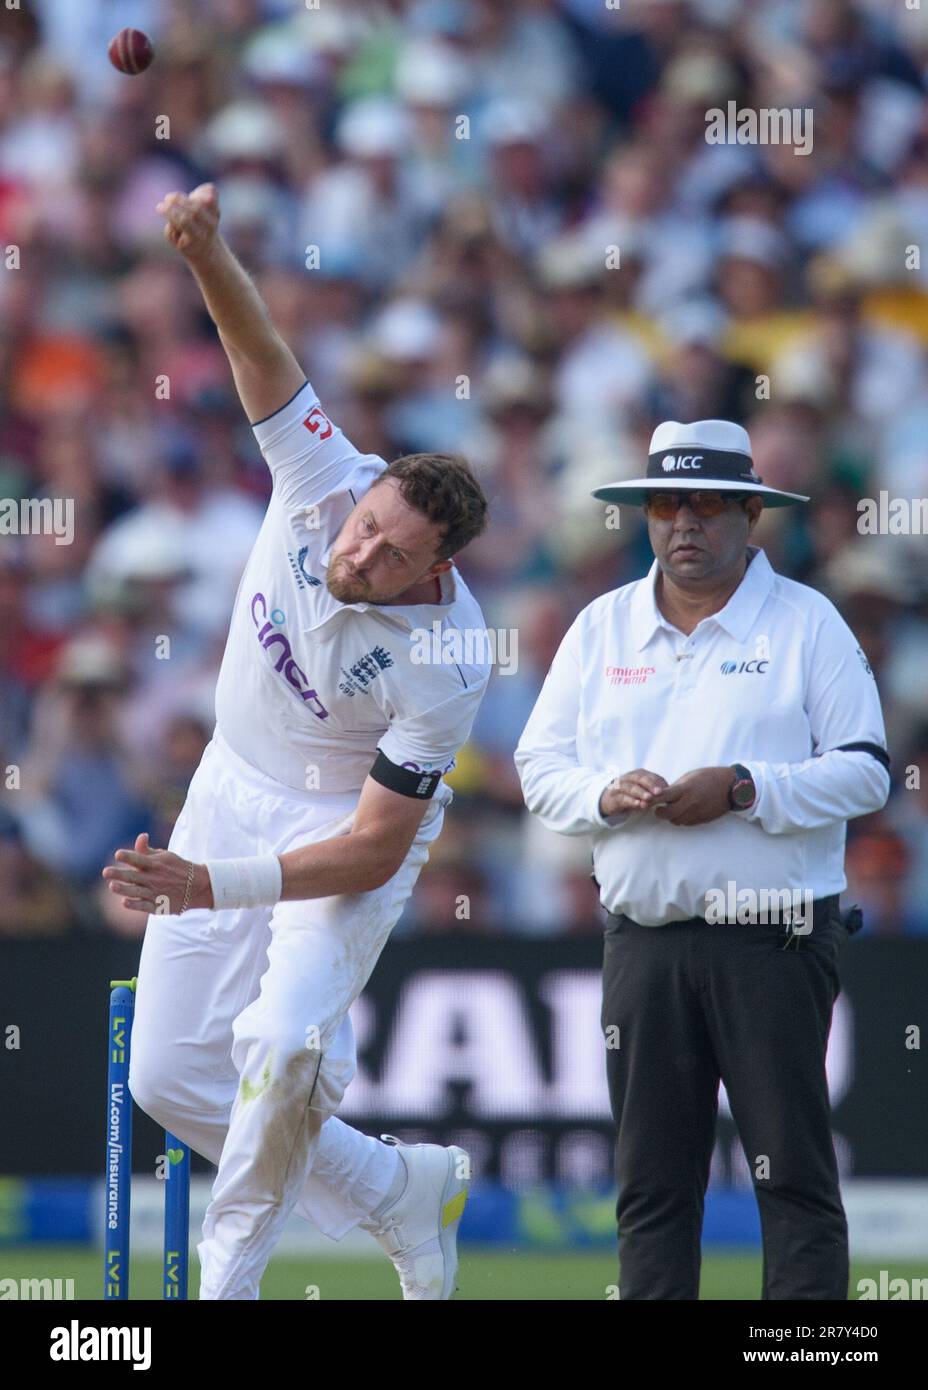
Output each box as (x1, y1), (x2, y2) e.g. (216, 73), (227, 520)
(197, 838), (430, 1300)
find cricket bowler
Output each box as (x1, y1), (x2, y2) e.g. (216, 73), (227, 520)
(102, 184), (491, 1300)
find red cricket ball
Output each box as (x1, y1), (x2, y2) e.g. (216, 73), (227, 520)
(108, 28), (154, 76)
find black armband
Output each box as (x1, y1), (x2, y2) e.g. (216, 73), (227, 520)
(370, 752), (442, 800)
(833, 742), (891, 772)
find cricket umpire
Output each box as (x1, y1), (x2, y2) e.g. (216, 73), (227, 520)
(514, 419), (891, 1300)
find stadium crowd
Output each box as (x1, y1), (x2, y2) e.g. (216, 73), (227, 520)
(0, 0), (926, 937)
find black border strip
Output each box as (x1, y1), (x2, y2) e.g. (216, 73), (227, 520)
(833, 741), (891, 771)
(370, 751), (442, 800)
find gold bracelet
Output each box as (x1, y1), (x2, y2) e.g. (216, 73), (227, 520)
(179, 861), (195, 914)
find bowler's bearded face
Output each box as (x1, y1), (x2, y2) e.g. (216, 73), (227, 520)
(326, 477), (448, 605)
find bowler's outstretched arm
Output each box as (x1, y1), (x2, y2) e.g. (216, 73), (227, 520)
(157, 183), (305, 424)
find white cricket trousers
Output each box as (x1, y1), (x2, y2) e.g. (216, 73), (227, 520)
(128, 731), (440, 1300)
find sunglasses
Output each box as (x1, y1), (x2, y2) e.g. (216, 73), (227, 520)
(644, 491), (749, 519)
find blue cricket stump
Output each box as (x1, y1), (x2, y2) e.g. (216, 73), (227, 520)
(104, 979), (192, 1299)
(104, 979), (135, 1300)
(163, 1132), (191, 1299)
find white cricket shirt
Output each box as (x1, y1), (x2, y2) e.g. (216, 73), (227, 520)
(515, 546), (891, 925)
(213, 380), (491, 808)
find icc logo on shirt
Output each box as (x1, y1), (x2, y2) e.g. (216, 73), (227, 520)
(721, 659), (769, 674)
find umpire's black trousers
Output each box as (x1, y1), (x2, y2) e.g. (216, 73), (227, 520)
(601, 896), (849, 1300)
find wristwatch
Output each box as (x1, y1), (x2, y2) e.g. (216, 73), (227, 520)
(728, 763), (756, 811)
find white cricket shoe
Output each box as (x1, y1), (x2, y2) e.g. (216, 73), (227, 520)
(362, 1135), (469, 1300)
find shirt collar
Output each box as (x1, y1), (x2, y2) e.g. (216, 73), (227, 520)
(631, 545), (775, 650)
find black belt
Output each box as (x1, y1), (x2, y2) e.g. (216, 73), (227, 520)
(606, 895), (863, 950)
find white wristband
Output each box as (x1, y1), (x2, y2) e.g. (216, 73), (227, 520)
(205, 854), (283, 910)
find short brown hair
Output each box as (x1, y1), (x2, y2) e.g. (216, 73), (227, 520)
(377, 453), (489, 560)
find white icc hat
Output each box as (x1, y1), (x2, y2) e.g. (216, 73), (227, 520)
(592, 419), (809, 508)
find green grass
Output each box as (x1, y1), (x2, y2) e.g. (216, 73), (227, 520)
(2, 1247), (927, 1300)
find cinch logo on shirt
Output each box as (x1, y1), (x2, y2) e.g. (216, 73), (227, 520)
(605, 665), (656, 686)
(721, 659), (769, 674)
(287, 546), (322, 590)
(661, 454), (703, 471)
(250, 592), (329, 719)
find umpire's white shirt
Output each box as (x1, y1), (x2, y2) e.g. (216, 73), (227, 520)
(515, 546), (891, 925)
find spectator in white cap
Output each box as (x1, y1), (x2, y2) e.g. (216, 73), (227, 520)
(217, 176), (299, 269)
(369, 296), (481, 454)
(17, 633), (153, 891)
(201, 102), (290, 176)
(713, 216), (809, 372)
(394, 38), (479, 210)
(650, 299), (755, 424)
(516, 416), (890, 1300)
(301, 96), (431, 289)
(772, 253), (925, 446)
(480, 96), (564, 256)
(87, 435), (263, 643)
(239, 20), (330, 189)
(464, 0), (581, 109)
(537, 232), (652, 435)
(591, 141), (714, 318)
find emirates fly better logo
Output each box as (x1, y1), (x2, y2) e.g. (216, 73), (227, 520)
(606, 665), (656, 686)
